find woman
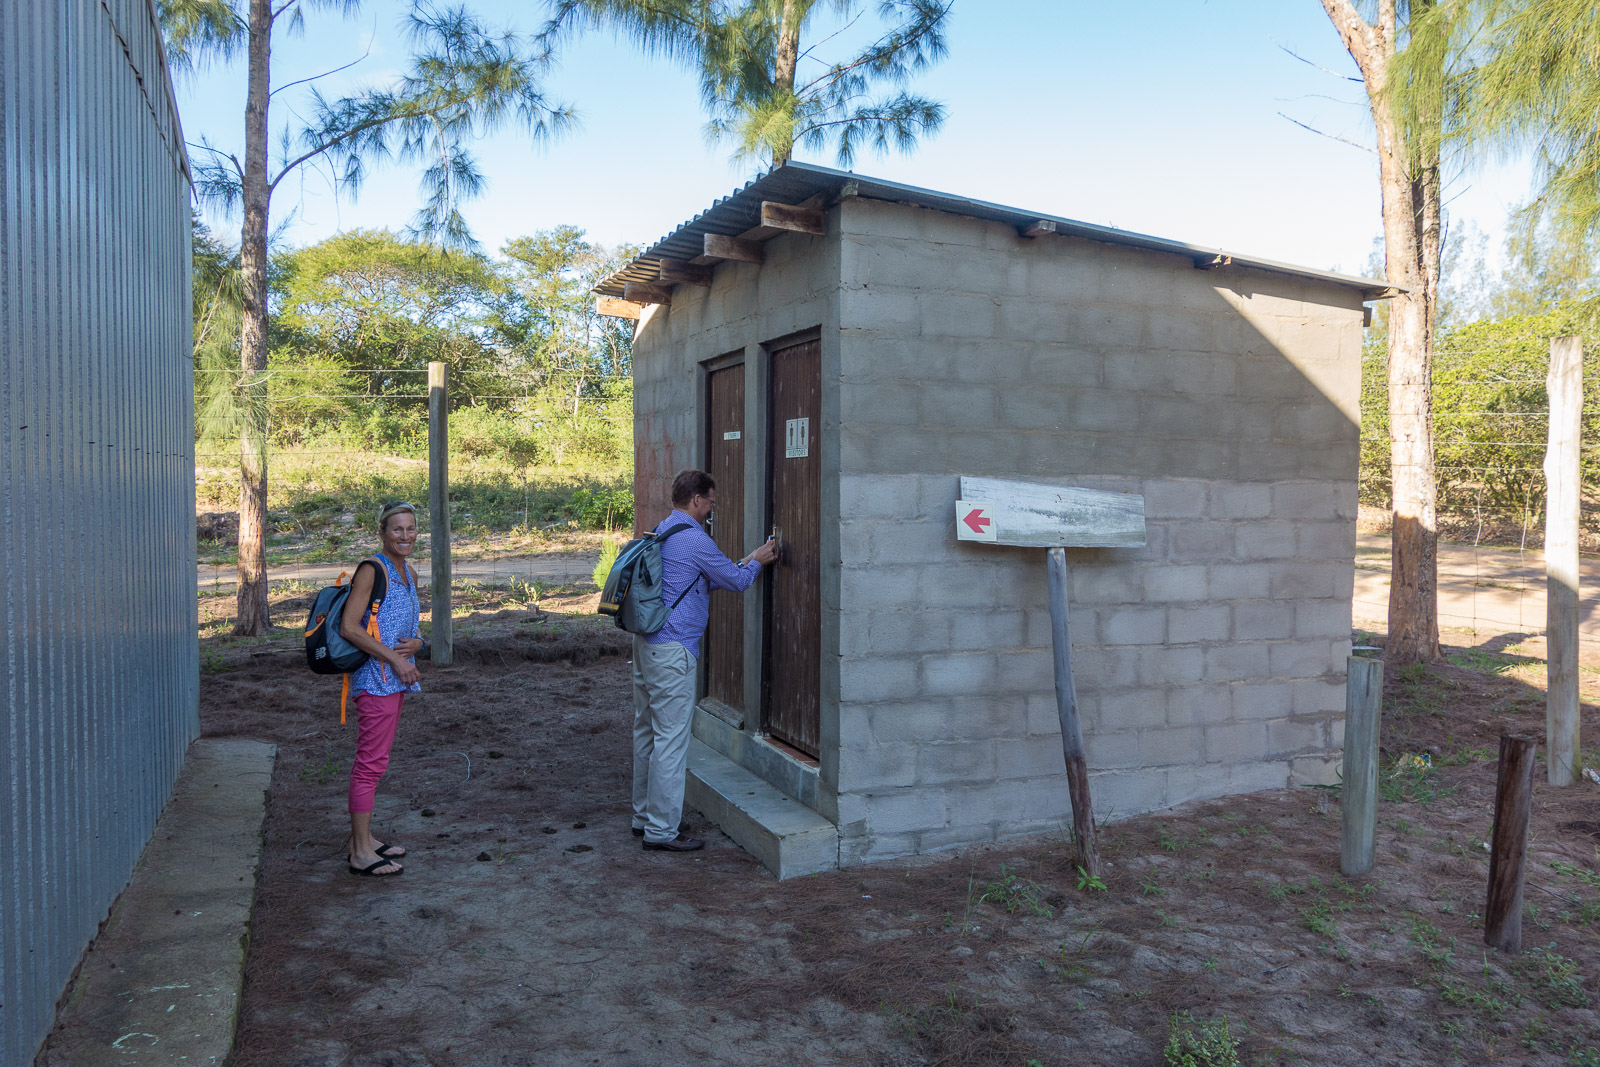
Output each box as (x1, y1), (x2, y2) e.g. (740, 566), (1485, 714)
(341, 500), (425, 877)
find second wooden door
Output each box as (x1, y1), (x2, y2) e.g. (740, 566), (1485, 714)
(764, 339), (821, 756)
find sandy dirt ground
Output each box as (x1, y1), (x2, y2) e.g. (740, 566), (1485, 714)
(197, 587), (1600, 1067)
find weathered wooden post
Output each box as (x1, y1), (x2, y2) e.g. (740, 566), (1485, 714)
(428, 361), (453, 667)
(1544, 335), (1582, 786)
(1340, 651), (1383, 876)
(1047, 547), (1099, 876)
(956, 476), (1146, 878)
(1485, 733), (1537, 953)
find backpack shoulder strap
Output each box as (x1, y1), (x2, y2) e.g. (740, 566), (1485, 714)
(353, 559), (388, 641)
(655, 522), (694, 544)
(359, 556), (389, 606)
(667, 582), (696, 613)
(655, 523), (700, 614)
(362, 558), (389, 679)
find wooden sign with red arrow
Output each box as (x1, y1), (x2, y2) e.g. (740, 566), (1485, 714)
(951, 475), (1147, 880)
(954, 477), (1145, 548)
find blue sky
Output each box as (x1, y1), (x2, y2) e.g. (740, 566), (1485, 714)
(172, 1), (1534, 277)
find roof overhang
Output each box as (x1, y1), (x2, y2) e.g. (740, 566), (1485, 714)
(141, 0), (194, 185)
(595, 161), (1399, 305)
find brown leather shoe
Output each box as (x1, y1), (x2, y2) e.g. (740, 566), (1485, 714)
(642, 833), (704, 852)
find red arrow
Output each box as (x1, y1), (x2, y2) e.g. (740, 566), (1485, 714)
(962, 507), (992, 534)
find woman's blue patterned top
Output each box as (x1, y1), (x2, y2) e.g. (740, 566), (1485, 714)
(350, 553), (421, 697)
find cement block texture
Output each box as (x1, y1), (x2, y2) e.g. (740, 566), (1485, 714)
(828, 195), (1361, 863)
(634, 193), (1362, 867)
(632, 225), (837, 534)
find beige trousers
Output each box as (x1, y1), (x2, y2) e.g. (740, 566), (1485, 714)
(631, 637), (697, 843)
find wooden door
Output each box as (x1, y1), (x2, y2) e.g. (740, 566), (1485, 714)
(703, 363), (745, 716)
(764, 339), (822, 756)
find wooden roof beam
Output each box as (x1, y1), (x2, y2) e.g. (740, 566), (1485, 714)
(760, 200), (825, 235)
(623, 280), (672, 305)
(1194, 254), (1233, 270)
(658, 258), (713, 286)
(703, 233), (764, 263)
(596, 295), (642, 320)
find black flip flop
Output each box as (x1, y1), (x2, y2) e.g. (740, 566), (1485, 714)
(348, 857), (403, 877)
(375, 843), (406, 858)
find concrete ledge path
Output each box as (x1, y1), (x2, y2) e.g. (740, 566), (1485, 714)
(685, 738), (837, 880)
(38, 738), (277, 1066)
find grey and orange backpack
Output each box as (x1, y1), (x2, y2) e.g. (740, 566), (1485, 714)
(303, 557), (387, 721)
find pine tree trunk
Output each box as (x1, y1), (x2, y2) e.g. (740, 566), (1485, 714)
(233, 0), (273, 637)
(1384, 253), (1441, 664)
(1387, 136), (1444, 664)
(772, 0), (801, 163)
(1321, 0), (1442, 665)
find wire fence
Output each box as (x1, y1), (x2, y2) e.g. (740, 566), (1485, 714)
(195, 348), (1600, 645)
(195, 368), (632, 606)
(1355, 338), (1599, 646)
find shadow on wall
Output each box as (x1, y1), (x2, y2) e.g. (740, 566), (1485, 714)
(828, 209), (1372, 856)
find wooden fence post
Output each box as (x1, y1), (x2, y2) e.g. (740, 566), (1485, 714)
(1047, 547), (1099, 877)
(1341, 654), (1383, 876)
(1485, 733), (1537, 953)
(1544, 335), (1582, 785)
(428, 361), (453, 667)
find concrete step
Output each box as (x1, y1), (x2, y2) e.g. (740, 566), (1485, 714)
(39, 738), (276, 1067)
(685, 738), (838, 880)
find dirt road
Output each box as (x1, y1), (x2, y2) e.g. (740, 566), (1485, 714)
(1353, 533), (1600, 642)
(197, 551), (600, 594)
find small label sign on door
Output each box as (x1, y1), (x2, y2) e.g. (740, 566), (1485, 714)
(784, 417), (810, 459)
(723, 430), (742, 441)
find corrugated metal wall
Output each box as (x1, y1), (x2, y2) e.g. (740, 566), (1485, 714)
(0, 1), (197, 1064)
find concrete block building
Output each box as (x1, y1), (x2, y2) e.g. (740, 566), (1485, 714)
(597, 163), (1383, 875)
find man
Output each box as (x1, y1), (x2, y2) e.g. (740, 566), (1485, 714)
(632, 469), (778, 851)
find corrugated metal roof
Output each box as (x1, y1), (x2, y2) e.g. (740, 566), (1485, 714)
(595, 160), (1394, 299)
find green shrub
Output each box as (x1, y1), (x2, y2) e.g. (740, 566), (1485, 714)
(311, 408), (425, 452)
(568, 483), (633, 530)
(450, 406), (541, 467)
(1164, 1012), (1241, 1067)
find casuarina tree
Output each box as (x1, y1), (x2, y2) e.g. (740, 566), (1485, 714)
(1319, 0), (1450, 665)
(542, 0), (952, 165)
(1420, 0), (1600, 247)
(159, 0), (571, 635)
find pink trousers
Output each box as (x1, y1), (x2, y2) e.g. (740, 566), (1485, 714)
(348, 691), (405, 814)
